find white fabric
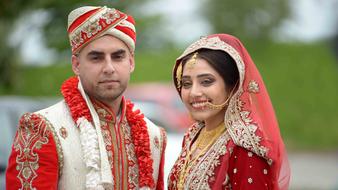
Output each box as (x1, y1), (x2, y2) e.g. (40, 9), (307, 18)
(68, 6), (100, 30)
(37, 101), (87, 189)
(104, 28), (135, 52)
(37, 100), (164, 189)
(143, 117), (161, 184)
(77, 117), (101, 189)
(35, 77), (165, 189)
(77, 77), (114, 189)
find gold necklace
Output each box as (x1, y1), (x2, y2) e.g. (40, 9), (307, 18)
(177, 123), (226, 189)
(193, 124), (226, 150)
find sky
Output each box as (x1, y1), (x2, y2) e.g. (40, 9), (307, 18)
(278, 0), (337, 42)
(147, 0), (337, 43)
(9, 0), (338, 65)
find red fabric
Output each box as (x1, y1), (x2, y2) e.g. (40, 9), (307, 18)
(6, 114), (59, 190)
(210, 34), (290, 190)
(115, 25), (136, 42)
(172, 34), (290, 190)
(227, 146), (272, 190)
(61, 76), (92, 122)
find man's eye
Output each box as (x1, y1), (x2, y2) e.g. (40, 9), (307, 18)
(113, 56), (122, 60)
(90, 56), (101, 61)
(112, 54), (125, 60)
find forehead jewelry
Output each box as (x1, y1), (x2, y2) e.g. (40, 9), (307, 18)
(186, 52), (198, 69)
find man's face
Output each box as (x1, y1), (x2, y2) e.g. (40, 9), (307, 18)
(72, 35), (135, 105)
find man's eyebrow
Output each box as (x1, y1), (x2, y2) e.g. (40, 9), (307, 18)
(87, 51), (104, 57)
(86, 49), (127, 58)
(111, 49), (127, 56)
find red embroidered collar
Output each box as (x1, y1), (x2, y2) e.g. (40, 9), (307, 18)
(61, 76), (155, 188)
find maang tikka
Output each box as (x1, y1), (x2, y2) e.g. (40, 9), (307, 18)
(186, 52), (198, 69)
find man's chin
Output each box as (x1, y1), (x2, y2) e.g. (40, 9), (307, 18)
(98, 91), (124, 100)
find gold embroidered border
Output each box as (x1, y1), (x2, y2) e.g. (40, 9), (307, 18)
(14, 113), (64, 189)
(36, 113), (64, 177)
(159, 127), (167, 156)
(185, 131), (231, 189)
(121, 119), (139, 189)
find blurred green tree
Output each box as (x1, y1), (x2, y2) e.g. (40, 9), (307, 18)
(202, 0), (290, 40)
(0, 0), (163, 92)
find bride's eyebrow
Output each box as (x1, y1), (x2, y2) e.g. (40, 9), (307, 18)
(197, 73), (214, 78)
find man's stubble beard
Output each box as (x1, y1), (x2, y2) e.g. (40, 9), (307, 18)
(94, 84), (127, 103)
(83, 81), (127, 104)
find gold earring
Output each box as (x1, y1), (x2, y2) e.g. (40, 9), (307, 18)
(176, 63), (183, 90)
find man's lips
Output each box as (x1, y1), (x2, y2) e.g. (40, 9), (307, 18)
(99, 80), (119, 84)
(99, 80), (120, 87)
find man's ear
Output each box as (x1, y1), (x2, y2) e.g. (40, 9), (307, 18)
(71, 55), (80, 75)
(129, 53), (135, 73)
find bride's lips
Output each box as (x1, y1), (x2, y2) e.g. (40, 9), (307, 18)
(190, 100), (209, 110)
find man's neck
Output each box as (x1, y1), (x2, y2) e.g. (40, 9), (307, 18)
(90, 96), (123, 115)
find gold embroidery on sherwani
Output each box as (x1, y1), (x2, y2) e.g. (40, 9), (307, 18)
(159, 127), (167, 155)
(119, 118), (130, 190)
(46, 116), (64, 177)
(93, 101), (139, 190)
(59, 126), (68, 139)
(95, 106), (115, 170)
(14, 113), (64, 189)
(93, 102), (119, 188)
(121, 117), (139, 189)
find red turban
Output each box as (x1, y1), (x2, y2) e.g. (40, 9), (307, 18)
(67, 6), (136, 54)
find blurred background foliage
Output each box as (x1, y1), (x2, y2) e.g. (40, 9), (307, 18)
(202, 0), (289, 40)
(0, 0), (337, 150)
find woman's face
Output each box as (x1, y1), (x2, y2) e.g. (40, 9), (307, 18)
(181, 58), (229, 124)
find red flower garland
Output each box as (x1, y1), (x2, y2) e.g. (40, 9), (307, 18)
(61, 77), (92, 122)
(126, 101), (155, 188)
(60, 77), (155, 188)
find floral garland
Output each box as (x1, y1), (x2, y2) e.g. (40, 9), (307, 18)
(61, 76), (155, 188)
(61, 77), (92, 122)
(126, 101), (155, 188)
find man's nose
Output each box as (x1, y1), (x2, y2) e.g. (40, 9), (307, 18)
(103, 58), (116, 74)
